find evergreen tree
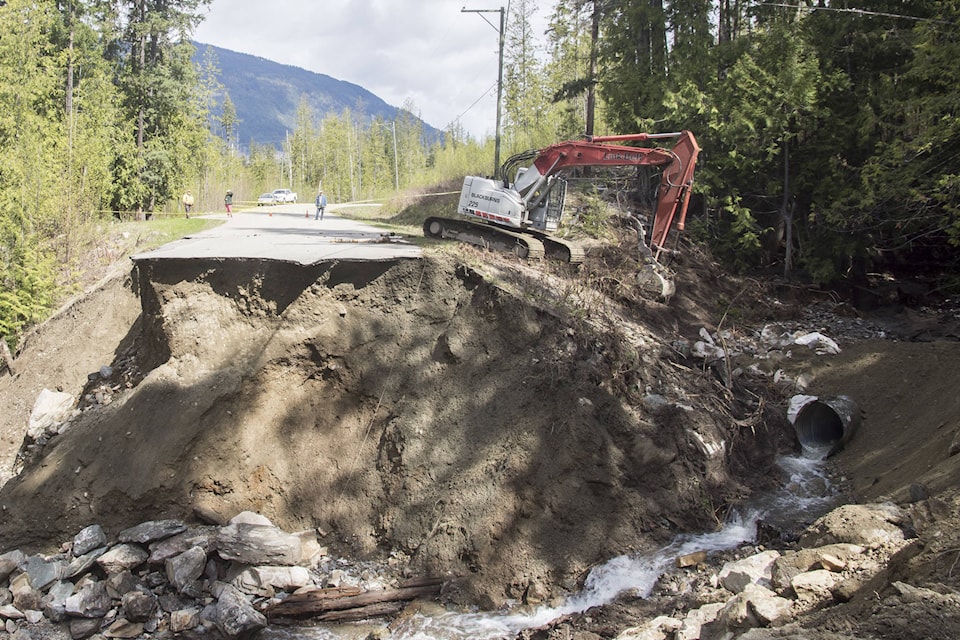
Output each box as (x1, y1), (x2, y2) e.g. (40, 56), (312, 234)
(0, 0), (62, 342)
(599, 0), (669, 133)
(99, 0), (211, 216)
(503, 0), (549, 151)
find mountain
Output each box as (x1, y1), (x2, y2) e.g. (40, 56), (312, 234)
(193, 43), (438, 149)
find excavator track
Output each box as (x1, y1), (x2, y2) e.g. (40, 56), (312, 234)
(423, 217), (545, 260)
(528, 232), (585, 266)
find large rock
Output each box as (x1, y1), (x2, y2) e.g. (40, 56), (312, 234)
(65, 581), (112, 618)
(169, 608), (201, 633)
(799, 503), (907, 549)
(213, 585), (266, 638)
(0, 550), (25, 582)
(41, 581), (75, 622)
(165, 547), (207, 595)
(72, 525), (108, 556)
(790, 569), (844, 603)
(216, 524), (302, 566)
(232, 566), (311, 597)
(614, 615), (681, 640)
(771, 543), (865, 593)
(96, 544), (148, 574)
(68, 617), (101, 640)
(23, 554), (66, 591)
(712, 583), (792, 633)
(66, 547), (107, 579)
(148, 526), (217, 564)
(27, 389), (75, 440)
(9, 573), (41, 612)
(677, 602), (725, 640)
(121, 590), (158, 623)
(719, 550), (780, 593)
(118, 520), (187, 545)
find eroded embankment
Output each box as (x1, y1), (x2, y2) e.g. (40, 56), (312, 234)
(0, 255), (792, 604)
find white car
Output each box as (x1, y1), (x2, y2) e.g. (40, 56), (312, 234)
(257, 193), (279, 206)
(272, 189), (298, 203)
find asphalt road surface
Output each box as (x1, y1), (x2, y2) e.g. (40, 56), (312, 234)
(131, 202), (421, 264)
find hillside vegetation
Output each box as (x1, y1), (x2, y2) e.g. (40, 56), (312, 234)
(2, 0), (958, 384)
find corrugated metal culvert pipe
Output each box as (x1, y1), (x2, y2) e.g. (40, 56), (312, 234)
(790, 395), (862, 459)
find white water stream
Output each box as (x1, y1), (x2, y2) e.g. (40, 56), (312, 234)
(264, 454), (841, 640)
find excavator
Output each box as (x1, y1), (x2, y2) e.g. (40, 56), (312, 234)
(423, 130), (700, 283)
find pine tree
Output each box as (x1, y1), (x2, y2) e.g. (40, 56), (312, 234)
(98, 0), (211, 216)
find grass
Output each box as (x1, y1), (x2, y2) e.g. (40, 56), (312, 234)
(60, 216), (225, 296)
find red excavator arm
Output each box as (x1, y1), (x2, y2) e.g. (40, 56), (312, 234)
(529, 131), (700, 251)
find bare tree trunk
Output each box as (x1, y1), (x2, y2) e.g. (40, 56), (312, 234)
(782, 138), (793, 276)
(586, 1), (600, 137)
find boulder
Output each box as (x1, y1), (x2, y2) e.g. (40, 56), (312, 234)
(213, 585), (266, 638)
(677, 602), (725, 640)
(719, 550), (780, 593)
(72, 525), (108, 556)
(27, 389), (75, 440)
(147, 526), (217, 564)
(615, 615), (681, 640)
(791, 569), (843, 604)
(799, 503), (907, 549)
(0, 550), (25, 582)
(771, 544), (865, 593)
(165, 547), (207, 595)
(96, 544), (148, 574)
(65, 581), (111, 619)
(118, 520), (187, 545)
(216, 524), (302, 566)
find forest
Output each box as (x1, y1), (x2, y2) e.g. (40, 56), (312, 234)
(0, 0), (958, 347)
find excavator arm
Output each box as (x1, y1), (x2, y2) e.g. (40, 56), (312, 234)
(515, 131), (700, 252)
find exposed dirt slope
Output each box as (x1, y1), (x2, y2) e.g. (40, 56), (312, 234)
(0, 244), (795, 606)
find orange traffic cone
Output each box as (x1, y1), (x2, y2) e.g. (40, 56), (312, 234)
(305, 209), (309, 218)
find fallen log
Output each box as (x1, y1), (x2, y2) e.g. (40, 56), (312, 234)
(316, 601), (405, 622)
(264, 581), (443, 620)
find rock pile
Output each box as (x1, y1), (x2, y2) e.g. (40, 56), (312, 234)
(614, 502), (914, 640)
(0, 511), (413, 639)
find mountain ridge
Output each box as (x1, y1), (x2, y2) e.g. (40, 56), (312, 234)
(193, 43), (438, 149)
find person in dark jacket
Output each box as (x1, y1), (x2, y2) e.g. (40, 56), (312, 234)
(315, 191), (327, 220)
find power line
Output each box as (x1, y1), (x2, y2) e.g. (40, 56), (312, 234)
(762, 3), (956, 26)
(455, 81), (498, 125)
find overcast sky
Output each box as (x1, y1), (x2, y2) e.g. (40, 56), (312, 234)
(193, 0), (549, 139)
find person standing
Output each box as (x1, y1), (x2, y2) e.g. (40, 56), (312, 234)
(182, 191), (194, 218)
(315, 191), (327, 220)
(224, 190), (233, 217)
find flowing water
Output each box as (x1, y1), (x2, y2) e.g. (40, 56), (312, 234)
(263, 454), (843, 640)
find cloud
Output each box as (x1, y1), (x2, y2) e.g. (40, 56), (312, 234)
(194, 0), (517, 137)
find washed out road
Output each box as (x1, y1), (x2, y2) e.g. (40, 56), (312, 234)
(132, 202), (421, 264)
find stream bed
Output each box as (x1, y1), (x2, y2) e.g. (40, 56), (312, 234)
(263, 454), (844, 640)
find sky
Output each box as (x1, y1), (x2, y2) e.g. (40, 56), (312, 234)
(193, 0), (550, 139)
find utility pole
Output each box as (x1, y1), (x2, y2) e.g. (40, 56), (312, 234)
(462, 6), (505, 179)
(390, 120), (400, 194)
